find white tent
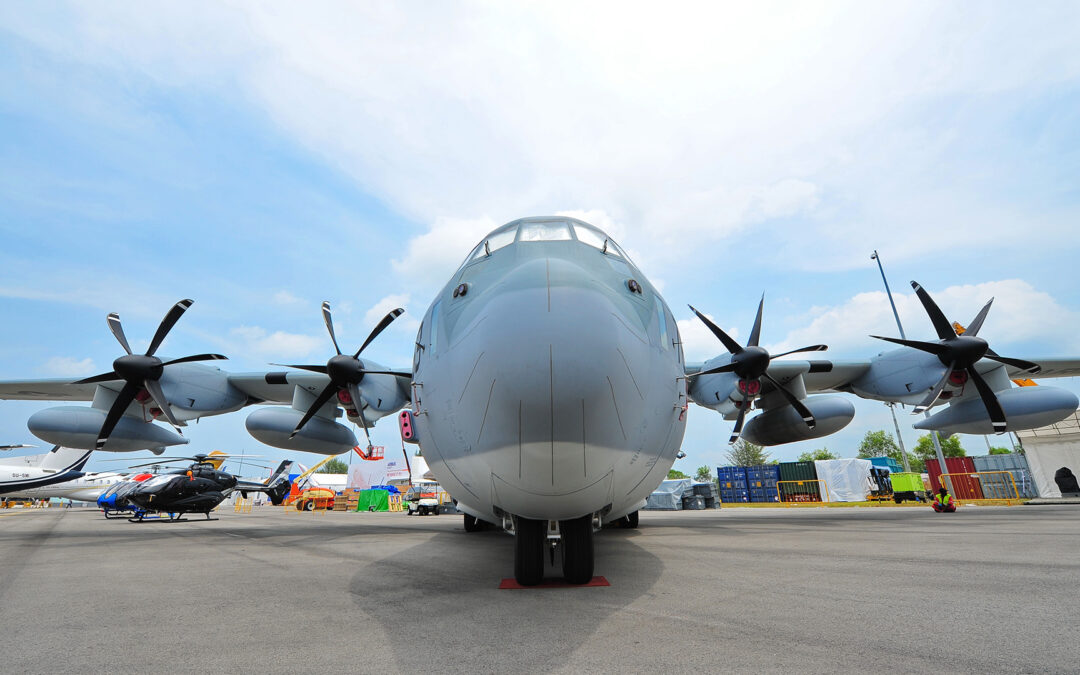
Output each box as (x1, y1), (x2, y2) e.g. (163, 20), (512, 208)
(1017, 410), (1080, 498)
(814, 458), (873, 502)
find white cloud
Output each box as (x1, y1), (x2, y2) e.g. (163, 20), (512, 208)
(390, 216), (496, 289)
(229, 326), (322, 360)
(11, 2), (1080, 274)
(676, 313), (740, 364)
(42, 356), (97, 376)
(272, 290), (306, 307)
(364, 293), (420, 339)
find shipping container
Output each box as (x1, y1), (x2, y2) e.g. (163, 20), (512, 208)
(868, 457), (902, 473)
(745, 465), (780, 502)
(778, 461), (821, 502)
(717, 466), (748, 490)
(926, 457), (983, 499)
(719, 488), (749, 503)
(972, 453), (1038, 498)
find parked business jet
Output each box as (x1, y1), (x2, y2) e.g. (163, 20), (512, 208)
(0, 446), (92, 495)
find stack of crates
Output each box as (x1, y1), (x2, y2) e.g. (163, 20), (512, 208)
(777, 461), (821, 502)
(332, 493), (351, 512)
(345, 489), (360, 511)
(746, 465), (781, 503)
(716, 466), (749, 503)
(693, 482), (720, 509)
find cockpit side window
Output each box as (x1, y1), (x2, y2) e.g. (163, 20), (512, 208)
(518, 221), (572, 242)
(571, 223), (627, 260)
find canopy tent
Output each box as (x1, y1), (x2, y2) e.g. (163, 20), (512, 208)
(1017, 410), (1080, 498)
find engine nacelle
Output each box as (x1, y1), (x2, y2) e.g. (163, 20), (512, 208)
(914, 385), (1079, 435)
(27, 406), (189, 451)
(245, 408), (357, 455)
(741, 395), (856, 446)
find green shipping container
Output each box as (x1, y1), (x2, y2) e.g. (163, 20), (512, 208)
(777, 461), (820, 502)
(355, 489), (390, 512)
(889, 472), (924, 493)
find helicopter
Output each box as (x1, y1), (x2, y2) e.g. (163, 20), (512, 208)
(97, 454), (293, 522)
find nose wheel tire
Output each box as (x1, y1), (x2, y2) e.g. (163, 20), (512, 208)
(513, 517), (545, 586)
(559, 515), (594, 584)
(625, 510), (639, 529)
(463, 513), (482, 532)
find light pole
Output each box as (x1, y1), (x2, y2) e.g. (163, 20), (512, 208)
(871, 250), (949, 480)
(871, 251), (913, 472)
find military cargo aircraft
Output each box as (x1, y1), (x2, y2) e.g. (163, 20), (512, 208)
(2, 216), (1078, 584)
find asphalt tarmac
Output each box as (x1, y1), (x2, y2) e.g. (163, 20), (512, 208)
(1, 504), (1077, 674)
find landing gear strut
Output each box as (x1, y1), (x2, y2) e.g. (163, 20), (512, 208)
(513, 517), (545, 586)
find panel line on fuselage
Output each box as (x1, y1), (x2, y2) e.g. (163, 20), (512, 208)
(616, 346), (644, 400)
(458, 351), (485, 404)
(476, 379), (496, 445)
(607, 376), (627, 440)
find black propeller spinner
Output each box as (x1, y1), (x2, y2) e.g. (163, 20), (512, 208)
(689, 297), (828, 444)
(278, 302), (410, 448)
(73, 299), (226, 450)
(870, 281), (1041, 434)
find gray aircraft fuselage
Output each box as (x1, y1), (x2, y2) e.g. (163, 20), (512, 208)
(411, 217), (687, 524)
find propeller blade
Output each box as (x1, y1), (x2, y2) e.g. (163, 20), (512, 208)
(912, 362), (955, 414)
(73, 371), (121, 385)
(964, 298), (994, 337)
(728, 405), (748, 445)
(271, 364), (329, 374)
(761, 373), (816, 429)
(870, 335), (951, 356)
(354, 308), (405, 358)
(107, 313), (133, 355)
(143, 378), (184, 430)
(910, 281), (957, 341)
(161, 353), (228, 367)
(289, 383), (338, 439)
(146, 299), (194, 356)
(967, 366), (1007, 434)
(769, 344), (828, 360)
(322, 301), (342, 356)
(692, 362), (739, 378)
(361, 369), (413, 377)
(688, 305), (743, 355)
(747, 295), (764, 348)
(96, 381), (141, 450)
(983, 352), (1042, 374)
(349, 384), (376, 451)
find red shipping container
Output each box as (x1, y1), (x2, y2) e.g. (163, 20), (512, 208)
(926, 457), (984, 499)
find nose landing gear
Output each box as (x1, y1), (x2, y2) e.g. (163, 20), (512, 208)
(511, 514), (596, 586)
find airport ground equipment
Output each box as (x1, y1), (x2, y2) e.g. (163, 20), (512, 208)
(889, 472), (927, 503)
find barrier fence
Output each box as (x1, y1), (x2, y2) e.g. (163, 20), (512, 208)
(775, 479), (829, 504)
(233, 497), (253, 513)
(939, 471), (1021, 505)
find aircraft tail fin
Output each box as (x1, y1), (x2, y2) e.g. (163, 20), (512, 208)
(204, 451), (229, 470)
(264, 460), (294, 505)
(40, 446), (93, 473)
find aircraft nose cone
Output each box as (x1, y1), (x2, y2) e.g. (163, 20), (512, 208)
(423, 256), (683, 520)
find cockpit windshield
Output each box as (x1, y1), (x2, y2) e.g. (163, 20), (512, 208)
(458, 217), (632, 272)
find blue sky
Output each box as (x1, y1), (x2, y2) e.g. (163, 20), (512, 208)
(2, 2), (1079, 477)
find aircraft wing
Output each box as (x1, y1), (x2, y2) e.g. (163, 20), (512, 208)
(226, 371), (336, 404)
(1012, 359), (1080, 379)
(0, 379), (98, 401)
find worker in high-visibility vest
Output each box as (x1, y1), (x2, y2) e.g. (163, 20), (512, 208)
(932, 487), (956, 513)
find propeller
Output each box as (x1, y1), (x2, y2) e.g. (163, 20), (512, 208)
(278, 302), (410, 446)
(688, 297), (828, 444)
(870, 281), (1041, 434)
(72, 300), (226, 450)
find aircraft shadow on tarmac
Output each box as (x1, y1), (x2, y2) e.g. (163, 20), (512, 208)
(347, 527), (663, 671)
